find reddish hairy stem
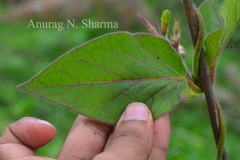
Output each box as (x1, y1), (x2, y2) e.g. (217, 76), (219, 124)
(183, 0), (228, 159)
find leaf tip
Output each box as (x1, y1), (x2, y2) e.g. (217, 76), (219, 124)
(17, 82), (27, 92)
(17, 84), (23, 90)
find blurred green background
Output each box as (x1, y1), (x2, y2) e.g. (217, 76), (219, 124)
(0, 0), (239, 159)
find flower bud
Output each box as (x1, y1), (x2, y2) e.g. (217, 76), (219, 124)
(160, 10), (171, 37)
(137, 13), (161, 37)
(178, 45), (185, 56)
(174, 18), (180, 36)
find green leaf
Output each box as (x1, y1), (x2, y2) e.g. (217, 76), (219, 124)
(199, 0), (224, 37)
(18, 32), (187, 125)
(200, 0), (240, 69)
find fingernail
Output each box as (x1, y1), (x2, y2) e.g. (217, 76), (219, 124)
(123, 103), (149, 121)
(36, 119), (56, 129)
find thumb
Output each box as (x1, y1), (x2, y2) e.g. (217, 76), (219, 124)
(0, 117), (56, 160)
(0, 117), (56, 148)
(94, 102), (153, 160)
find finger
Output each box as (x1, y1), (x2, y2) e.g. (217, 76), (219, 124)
(0, 117), (56, 159)
(57, 115), (112, 160)
(148, 113), (170, 160)
(0, 117), (56, 148)
(0, 144), (55, 160)
(94, 102), (153, 160)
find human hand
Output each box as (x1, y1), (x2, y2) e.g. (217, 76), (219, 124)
(0, 102), (170, 160)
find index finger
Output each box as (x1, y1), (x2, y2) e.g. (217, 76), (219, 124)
(57, 115), (112, 160)
(148, 113), (170, 160)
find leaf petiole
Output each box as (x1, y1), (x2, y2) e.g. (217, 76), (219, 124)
(192, 5), (204, 83)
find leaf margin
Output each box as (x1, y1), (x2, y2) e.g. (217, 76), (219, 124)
(18, 31), (188, 125)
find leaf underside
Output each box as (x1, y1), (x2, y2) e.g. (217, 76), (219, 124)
(199, 0), (224, 36)
(18, 32), (187, 125)
(200, 0), (240, 68)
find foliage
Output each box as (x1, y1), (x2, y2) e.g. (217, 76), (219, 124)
(0, 0), (240, 159)
(200, 0), (240, 81)
(18, 32), (187, 124)
(17, 0), (240, 128)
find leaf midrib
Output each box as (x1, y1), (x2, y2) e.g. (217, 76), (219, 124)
(20, 77), (186, 89)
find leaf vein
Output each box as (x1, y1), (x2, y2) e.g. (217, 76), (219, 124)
(22, 77), (184, 88)
(132, 36), (181, 77)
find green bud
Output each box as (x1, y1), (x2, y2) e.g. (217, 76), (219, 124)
(183, 86), (198, 98)
(161, 10), (171, 24)
(160, 10), (171, 37)
(174, 18), (180, 36)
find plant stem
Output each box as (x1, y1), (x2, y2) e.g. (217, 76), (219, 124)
(215, 97), (226, 160)
(183, 0), (228, 159)
(183, 0), (198, 46)
(199, 50), (228, 160)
